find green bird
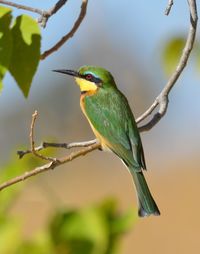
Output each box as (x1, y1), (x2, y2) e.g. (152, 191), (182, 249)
(54, 66), (160, 217)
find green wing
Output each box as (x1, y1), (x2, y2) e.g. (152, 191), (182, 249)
(84, 88), (146, 170)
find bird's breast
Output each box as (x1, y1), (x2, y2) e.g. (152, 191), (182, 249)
(80, 94), (110, 151)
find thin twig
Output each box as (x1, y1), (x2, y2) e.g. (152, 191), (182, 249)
(0, 0), (68, 28)
(29, 111), (58, 162)
(137, 0), (198, 132)
(43, 140), (98, 149)
(38, 0), (68, 28)
(40, 0), (88, 60)
(17, 139), (98, 159)
(0, 142), (101, 192)
(165, 0), (174, 15)
(0, 0), (43, 15)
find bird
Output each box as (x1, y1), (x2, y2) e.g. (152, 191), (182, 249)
(53, 66), (160, 217)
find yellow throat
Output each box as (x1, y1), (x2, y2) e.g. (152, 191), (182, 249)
(75, 77), (97, 92)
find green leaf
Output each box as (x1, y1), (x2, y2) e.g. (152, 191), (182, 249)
(0, 6), (12, 91)
(49, 199), (136, 254)
(0, 215), (22, 253)
(16, 233), (53, 254)
(110, 209), (137, 235)
(50, 208), (108, 254)
(0, 151), (49, 215)
(9, 14), (41, 97)
(162, 37), (186, 75)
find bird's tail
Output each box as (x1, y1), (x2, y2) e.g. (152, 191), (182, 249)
(129, 166), (160, 217)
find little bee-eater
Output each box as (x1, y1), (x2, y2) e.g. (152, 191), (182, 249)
(54, 66), (160, 217)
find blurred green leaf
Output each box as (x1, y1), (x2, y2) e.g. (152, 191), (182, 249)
(16, 242), (46, 254)
(0, 157), (27, 214)
(0, 6), (12, 91)
(0, 152), (47, 214)
(98, 199), (137, 254)
(9, 14), (41, 97)
(162, 37), (185, 75)
(49, 199), (136, 254)
(16, 233), (53, 254)
(110, 209), (137, 236)
(0, 215), (22, 253)
(98, 199), (136, 235)
(0, 148), (58, 253)
(50, 209), (108, 254)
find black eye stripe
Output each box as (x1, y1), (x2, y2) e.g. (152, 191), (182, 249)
(93, 76), (102, 83)
(81, 73), (102, 83)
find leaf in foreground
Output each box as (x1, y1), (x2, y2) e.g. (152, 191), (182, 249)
(0, 6), (12, 91)
(9, 14), (41, 97)
(162, 37), (185, 75)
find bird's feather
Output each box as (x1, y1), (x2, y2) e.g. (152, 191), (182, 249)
(82, 87), (145, 171)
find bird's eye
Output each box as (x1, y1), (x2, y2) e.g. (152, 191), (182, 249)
(85, 74), (93, 80)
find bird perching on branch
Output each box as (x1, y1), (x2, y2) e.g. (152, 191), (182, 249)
(53, 66), (160, 217)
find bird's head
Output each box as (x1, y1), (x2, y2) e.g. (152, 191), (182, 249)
(53, 66), (116, 93)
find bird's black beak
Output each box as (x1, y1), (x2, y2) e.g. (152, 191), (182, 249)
(52, 69), (80, 77)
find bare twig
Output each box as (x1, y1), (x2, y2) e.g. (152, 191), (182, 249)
(42, 140), (98, 149)
(17, 139), (98, 159)
(0, 111), (100, 191)
(137, 0), (198, 132)
(0, 142), (100, 192)
(37, 0), (68, 28)
(40, 0), (88, 60)
(0, 0), (43, 15)
(29, 111), (58, 162)
(0, 0), (68, 28)
(165, 0), (174, 15)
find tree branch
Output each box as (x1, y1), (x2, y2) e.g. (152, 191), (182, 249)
(137, 0), (198, 132)
(40, 0), (88, 60)
(0, 0), (68, 28)
(0, 111), (101, 191)
(165, 0), (174, 15)
(38, 0), (68, 28)
(17, 139), (98, 159)
(30, 110), (57, 162)
(0, 0), (43, 15)
(0, 142), (100, 192)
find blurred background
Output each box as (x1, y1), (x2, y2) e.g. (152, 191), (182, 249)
(0, 0), (200, 253)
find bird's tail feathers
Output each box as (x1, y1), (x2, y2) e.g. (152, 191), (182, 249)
(129, 165), (160, 217)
